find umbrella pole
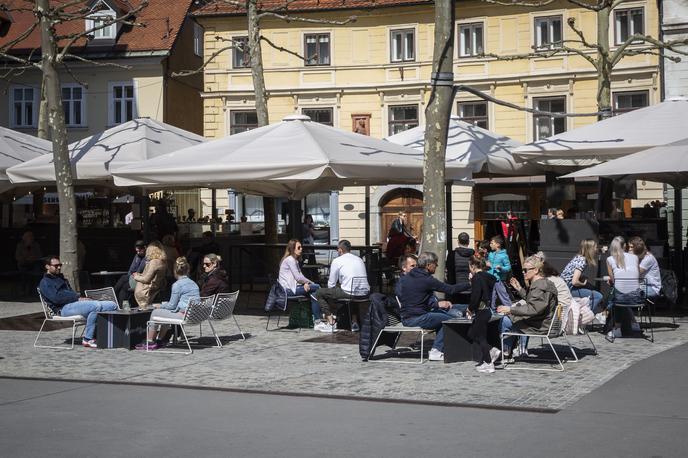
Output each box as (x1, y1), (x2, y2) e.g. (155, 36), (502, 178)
(365, 186), (370, 246)
(211, 189), (217, 234)
(674, 187), (684, 294)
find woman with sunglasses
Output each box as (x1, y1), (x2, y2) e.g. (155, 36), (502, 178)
(199, 253), (230, 296)
(497, 255), (558, 361)
(278, 239), (322, 324)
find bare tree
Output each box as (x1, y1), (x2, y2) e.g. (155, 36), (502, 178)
(176, 1), (354, 253)
(481, 0), (688, 115)
(1, 0), (146, 286)
(422, 0), (455, 279)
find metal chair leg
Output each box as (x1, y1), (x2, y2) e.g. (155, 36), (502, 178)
(233, 316), (246, 340)
(207, 320), (222, 348)
(34, 320), (81, 350)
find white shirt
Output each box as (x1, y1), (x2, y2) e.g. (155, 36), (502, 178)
(125, 211), (134, 225)
(328, 252), (370, 295)
(548, 275), (572, 309)
(607, 252), (640, 293)
(639, 253), (661, 296)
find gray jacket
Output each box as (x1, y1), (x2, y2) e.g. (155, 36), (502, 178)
(510, 278), (558, 334)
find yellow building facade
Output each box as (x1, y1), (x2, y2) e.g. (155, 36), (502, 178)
(195, 0), (663, 245)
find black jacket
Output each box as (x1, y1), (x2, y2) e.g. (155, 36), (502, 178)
(468, 271), (496, 313)
(264, 283), (287, 312)
(200, 269), (230, 296)
(446, 247), (475, 284)
(397, 267), (469, 320)
(359, 292), (394, 361)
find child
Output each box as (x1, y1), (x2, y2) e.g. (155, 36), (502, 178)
(486, 235), (512, 307)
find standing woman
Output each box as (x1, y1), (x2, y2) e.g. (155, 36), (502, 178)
(606, 236), (642, 336)
(278, 239), (322, 324)
(133, 241), (167, 308)
(560, 239), (603, 312)
(200, 253), (230, 296)
(465, 256), (500, 374)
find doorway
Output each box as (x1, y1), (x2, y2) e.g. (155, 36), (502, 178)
(379, 188), (423, 240)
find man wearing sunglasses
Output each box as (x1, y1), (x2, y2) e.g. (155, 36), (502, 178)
(38, 256), (118, 348)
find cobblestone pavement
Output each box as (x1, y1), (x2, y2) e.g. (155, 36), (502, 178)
(1, 300), (686, 411)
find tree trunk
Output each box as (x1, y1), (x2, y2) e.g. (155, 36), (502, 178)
(247, 0), (278, 265)
(37, 0), (79, 285)
(37, 79), (49, 140)
(596, 5), (613, 119)
(422, 0), (455, 280)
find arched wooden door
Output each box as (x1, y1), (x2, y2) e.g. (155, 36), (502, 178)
(380, 188), (423, 240)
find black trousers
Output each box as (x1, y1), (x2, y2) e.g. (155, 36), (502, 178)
(467, 308), (493, 364)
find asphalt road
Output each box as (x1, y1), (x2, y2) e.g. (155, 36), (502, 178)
(1, 343), (686, 458)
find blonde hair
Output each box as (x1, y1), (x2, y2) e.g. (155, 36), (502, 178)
(174, 256), (190, 277)
(578, 239), (598, 266)
(609, 236), (626, 270)
(523, 254), (544, 275)
(146, 241), (165, 261)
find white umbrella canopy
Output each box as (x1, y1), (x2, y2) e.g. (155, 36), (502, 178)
(560, 138), (688, 188)
(514, 97), (688, 168)
(0, 126), (52, 192)
(112, 115), (473, 199)
(385, 116), (539, 176)
(6, 118), (206, 185)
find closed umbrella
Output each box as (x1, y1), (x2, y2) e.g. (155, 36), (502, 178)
(560, 138), (688, 187)
(112, 115), (473, 199)
(514, 97), (688, 168)
(386, 116), (538, 176)
(6, 118), (206, 185)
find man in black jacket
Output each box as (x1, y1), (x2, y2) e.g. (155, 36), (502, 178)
(446, 232), (474, 304)
(397, 252), (469, 361)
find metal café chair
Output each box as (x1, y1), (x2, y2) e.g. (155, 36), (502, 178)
(84, 287), (120, 309)
(202, 291), (245, 347)
(334, 276), (370, 331)
(34, 288), (86, 350)
(607, 278), (653, 342)
(146, 296), (214, 355)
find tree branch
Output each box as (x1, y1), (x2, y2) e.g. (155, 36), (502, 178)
(480, 0), (555, 6)
(612, 34), (688, 65)
(257, 11), (356, 26)
(171, 43), (237, 78)
(63, 53), (132, 69)
(566, 17), (600, 51)
(260, 35), (306, 61)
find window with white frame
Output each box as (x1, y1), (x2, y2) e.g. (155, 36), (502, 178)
(458, 101), (488, 129)
(613, 90), (649, 115)
(304, 33), (330, 66)
(390, 28), (415, 62)
(62, 85), (86, 127)
(232, 36), (249, 68)
(614, 7), (644, 45)
(388, 105), (419, 135)
(533, 96), (566, 140)
(193, 22), (203, 57)
(110, 82), (135, 125)
(534, 16), (562, 50)
(10, 86), (36, 128)
(230, 110), (258, 135)
(86, 2), (116, 40)
(458, 23), (484, 57)
(302, 108), (334, 126)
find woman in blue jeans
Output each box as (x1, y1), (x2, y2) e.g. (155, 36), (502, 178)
(560, 239), (603, 312)
(278, 239), (321, 323)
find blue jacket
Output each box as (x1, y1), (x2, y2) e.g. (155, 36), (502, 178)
(128, 253), (146, 275)
(161, 276), (200, 313)
(397, 268), (469, 320)
(488, 249), (511, 281)
(39, 274), (80, 314)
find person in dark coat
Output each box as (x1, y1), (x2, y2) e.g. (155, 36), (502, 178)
(199, 253), (230, 296)
(114, 240), (147, 304)
(446, 232), (474, 303)
(466, 256), (500, 374)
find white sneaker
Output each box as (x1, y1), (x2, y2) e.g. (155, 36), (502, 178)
(489, 347), (501, 364)
(316, 322), (336, 333)
(428, 348), (444, 361)
(313, 322), (330, 332)
(351, 322), (360, 332)
(594, 312), (607, 325)
(476, 362), (495, 373)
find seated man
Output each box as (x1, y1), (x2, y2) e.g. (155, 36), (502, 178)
(114, 240), (147, 304)
(314, 240), (370, 332)
(39, 256), (118, 348)
(397, 251), (470, 361)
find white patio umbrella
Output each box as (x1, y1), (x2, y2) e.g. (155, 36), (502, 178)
(0, 126), (51, 192)
(514, 97), (688, 168)
(112, 115), (473, 199)
(6, 118), (206, 185)
(560, 138), (688, 187)
(385, 116), (539, 176)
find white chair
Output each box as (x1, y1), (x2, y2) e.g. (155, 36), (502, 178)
(84, 287), (120, 309)
(501, 303), (577, 372)
(368, 296), (435, 364)
(34, 288), (86, 350)
(203, 291), (245, 347)
(146, 296), (214, 355)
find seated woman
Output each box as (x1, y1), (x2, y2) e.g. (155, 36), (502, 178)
(606, 236), (642, 337)
(133, 241), (167, 308)
(560, 239), (603, 313)
(629, 236), (661, 300)
(465, 256), (499, 374)
(278, 239), (322, 325)
(136, 257), (200, 350)
(497, 255), (559, 361)
(199, 253), (230, 296)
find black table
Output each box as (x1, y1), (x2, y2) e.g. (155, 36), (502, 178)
(91, 271), (128, 287)
(442, 316), (502, 363)
(96, 309), (152, 349)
